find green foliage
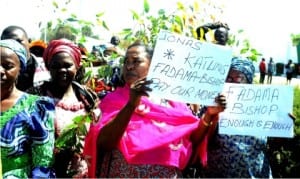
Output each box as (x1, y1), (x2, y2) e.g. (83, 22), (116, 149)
(40, 0), (109, 44)
(118, 0), (261, 62)
(81, 69), (93, 85)
(291, 33), (300, 46)
(293, 87), (300, 135)
(97, 65), (113, 79)
(81, 26), (93, 37)
(119, 0), (214, 47)
(227, 30), (262, 62)
(39, 0), (114, 85)
(53, 24), (76, 41)
(55, 114), (92, 153)
(54, 113), (93, 177)
(143, 0), (150, 13)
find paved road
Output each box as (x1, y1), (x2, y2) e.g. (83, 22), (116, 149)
(254, 73), (300, 87)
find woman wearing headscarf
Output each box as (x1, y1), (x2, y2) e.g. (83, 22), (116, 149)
(0, 39), (56, 178)
(201, 57), (273, 178)
(1, 25), (50, 91)
(29, 39), (47, 57)
(83, 42), (227, 177)
(34, 38), (98, 177)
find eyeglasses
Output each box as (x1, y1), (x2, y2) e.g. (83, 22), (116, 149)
(226, 75), (247, 83)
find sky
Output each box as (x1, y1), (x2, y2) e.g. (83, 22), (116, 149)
(1, 0), (300, 63)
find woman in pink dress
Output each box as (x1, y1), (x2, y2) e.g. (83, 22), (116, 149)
(84, 41), (226, 178)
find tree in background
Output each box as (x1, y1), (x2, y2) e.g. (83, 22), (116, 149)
(291, 33), (300, 76)
(118, 0), (261, 61)
(39, 1), (109, 44)
(119, 0), (225, 46)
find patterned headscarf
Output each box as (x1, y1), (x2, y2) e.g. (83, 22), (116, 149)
(0, 39), (27, 72)
(43, 38), (81, 68)
(230, 56), (255, 83)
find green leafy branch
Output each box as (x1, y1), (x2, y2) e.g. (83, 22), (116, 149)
(120, 0), (215, 47)
(227, 29), (262, 62)
(40, 0), (109, 44)
(55, 113), (92, 153)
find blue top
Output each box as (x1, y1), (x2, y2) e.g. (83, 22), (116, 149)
(202, 133), (272, 178)
(1, 93), (56, 178)
(268, 62), (275, 74)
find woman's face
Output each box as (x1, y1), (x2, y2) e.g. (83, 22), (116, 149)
(48, 52), (77, 87)
(226, 69), (248, 84)
(123, 46), (151, 85)
(0, 47), (21, 90)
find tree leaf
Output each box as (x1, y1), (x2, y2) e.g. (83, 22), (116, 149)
(131, 10), (140, 20)
(52, 1), (59, 9)
(240, 48), (248, 54)
(174, 15), (183, 30)
(96, 12), (105, 17)
(82, 70), (93, 84)
(177, 2), (185, 10)
(47, 22), (52, 29)
(158, 9), (165, 15)
(102, 21), (109, 30)
(84, 114), (92, 123)
(66, 17), (77, 22)
(78, 123), (88, 136)
(143, 0), (150, 13)
(72, 115), (85, 124)
(55, 128), (76, 149)
(70, 13), (77, 18)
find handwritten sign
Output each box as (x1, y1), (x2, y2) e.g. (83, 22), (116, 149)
(147, 30), (232, 105)
(219, 83), (294, 138)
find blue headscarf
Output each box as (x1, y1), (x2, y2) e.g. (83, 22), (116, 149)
(0, 39), (27, 72)
(230, 57), (255, 83)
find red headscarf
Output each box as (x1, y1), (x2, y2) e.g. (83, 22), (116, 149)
(43, 38), (81, 68)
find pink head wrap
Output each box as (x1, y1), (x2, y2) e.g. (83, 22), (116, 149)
(43, 38), (81, 68)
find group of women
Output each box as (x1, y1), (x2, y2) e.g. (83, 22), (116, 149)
(1, 23), (292, 178)
(1, 37), (97, 178)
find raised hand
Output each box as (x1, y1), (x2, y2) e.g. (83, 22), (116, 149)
(128, 78), (152, 107)
(206, 93), (227, 116)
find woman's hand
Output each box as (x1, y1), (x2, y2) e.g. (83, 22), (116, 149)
(128, 78), (152, 107)
(206, 93), (227, 116)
